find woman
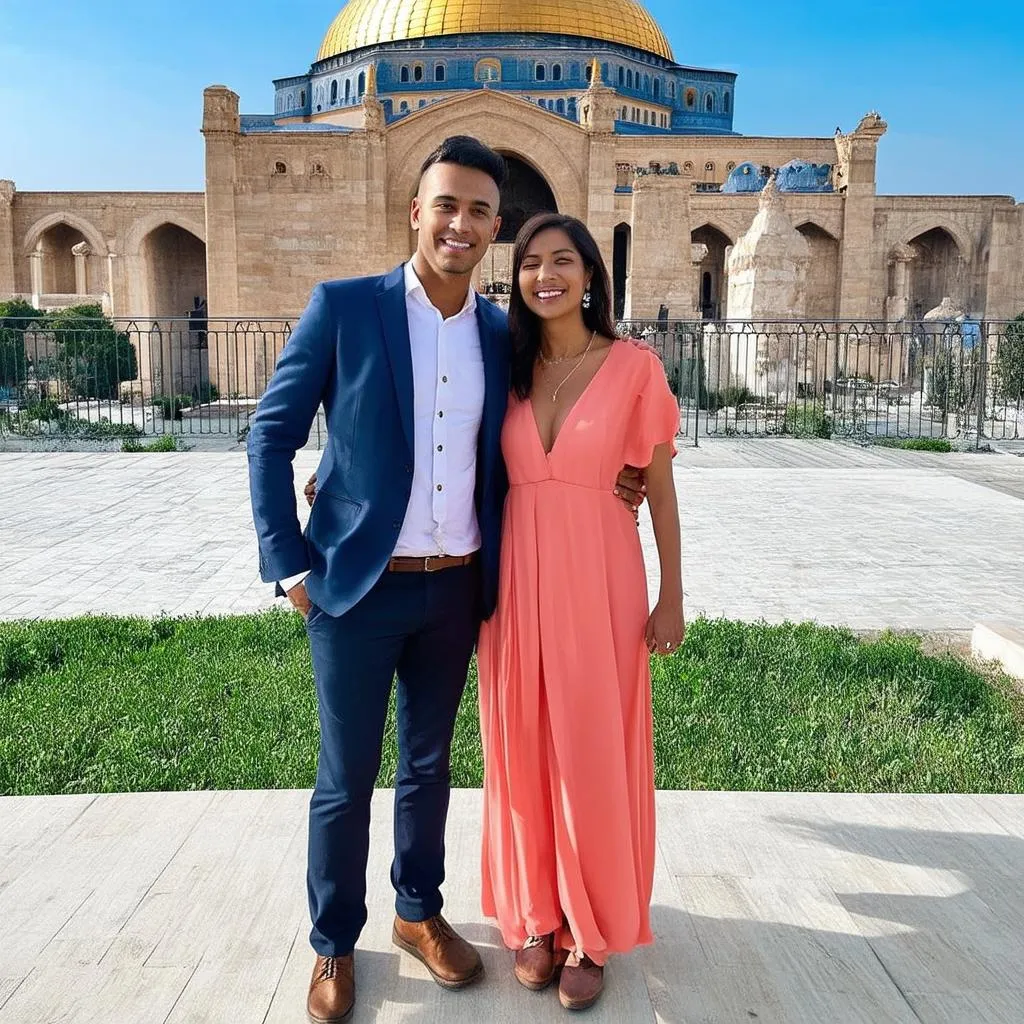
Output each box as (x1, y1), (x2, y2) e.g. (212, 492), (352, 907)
(477, 212), (683, 1010)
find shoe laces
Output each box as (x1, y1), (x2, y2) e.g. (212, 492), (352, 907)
(317, 957), (338, 981)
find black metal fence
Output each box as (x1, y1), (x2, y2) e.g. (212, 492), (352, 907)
(619, 318), (1024, 447)
(1, 314), (1022, 448)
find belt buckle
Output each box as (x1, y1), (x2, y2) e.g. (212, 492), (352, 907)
(424, 555), (440, 573)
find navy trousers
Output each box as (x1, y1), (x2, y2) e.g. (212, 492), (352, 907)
(303, 563), (480, 956)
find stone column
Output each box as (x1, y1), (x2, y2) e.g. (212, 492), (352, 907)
(629, 173), (693, 320)
(982, 206), (1019, 320)
(885, 243), (917, 322)
(362, 65), (390, 274)
(29, 246), (43, 307)
(0, 180), (15, 299)
(835, 112), (887, 320)
(582, 58), (620, 272)
(72, 241), (92, 295)
(202, 86), (241, 394)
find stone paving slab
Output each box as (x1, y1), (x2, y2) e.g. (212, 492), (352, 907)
(1, 444), (1022, 629)
(1, 789), (1023, 1023)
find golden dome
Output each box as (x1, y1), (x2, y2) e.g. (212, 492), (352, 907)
(317, 0), (674, 63)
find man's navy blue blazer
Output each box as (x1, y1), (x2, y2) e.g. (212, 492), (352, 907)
(247, 264), (511, 621)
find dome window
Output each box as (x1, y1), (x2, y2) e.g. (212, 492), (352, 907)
(552, 63), (562, 82)
(400, 65), (410, 83)
(413, 63), (424, 82)
(476, 58), (501, 83)
(724, 92), (731, 114)
(435, 63), (446, 82)
(705, 93), (715, 112)
(618, 67), (625, 86)
(685, 88), (696, 109)
(536, 63), (546, 81)
(330, 80), (338, 105)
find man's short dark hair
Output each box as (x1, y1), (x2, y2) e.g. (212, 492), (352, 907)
(419, 135), (508, 191)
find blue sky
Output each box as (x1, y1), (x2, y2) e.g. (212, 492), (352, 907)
(0, 0), (1020, 198)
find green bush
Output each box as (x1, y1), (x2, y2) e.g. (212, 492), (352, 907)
(0, 300), (42, 389)
(997, 314), (1024, 403)
(784, 402), (833, 438)
(122, 434), (180, 453)
(48, 305), (138, 401)
(151, 394), (194, 420)
(874, 437), (953, 453)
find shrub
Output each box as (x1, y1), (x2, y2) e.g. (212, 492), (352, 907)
(123, 434), (180, 453)
(48, 305), (138, 401)
(784, 402), (832, 438)
(997, 314), (1024, 403)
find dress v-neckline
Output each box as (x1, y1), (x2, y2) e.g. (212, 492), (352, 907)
(529, 342), (620, 458)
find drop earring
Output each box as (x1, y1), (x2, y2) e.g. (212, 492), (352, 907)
(582, 290), (592, 310)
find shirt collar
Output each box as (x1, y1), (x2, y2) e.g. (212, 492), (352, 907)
(404, 260), (477, 318)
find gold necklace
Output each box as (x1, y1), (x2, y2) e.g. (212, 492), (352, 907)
(544, 331), (596, 403)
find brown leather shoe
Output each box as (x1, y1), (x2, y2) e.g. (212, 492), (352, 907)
(392, 914), (484, 990)
(514, 933), (569, 991)
(558, 953), (604, 1011)
(306, 954), (354, 1024)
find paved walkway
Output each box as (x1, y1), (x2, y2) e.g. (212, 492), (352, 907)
(1, 789), (1023, 1023)
(1, 441), (1021, 629)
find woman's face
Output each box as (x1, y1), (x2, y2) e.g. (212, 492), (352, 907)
(518, 227), (592, 321)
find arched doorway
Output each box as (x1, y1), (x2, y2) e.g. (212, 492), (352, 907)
(32, 222), (103, 299)
(613, 222), (632, 320)
(796, 223), (840, 319)
(691, 225), (731, 320)
(907, 228), (964, 319)
(496, 154), (558, 243)
(140, 224), (209, 398)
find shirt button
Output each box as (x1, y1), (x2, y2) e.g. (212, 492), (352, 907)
(442, 375), (448, 383)
(436, 484), (443, 492)
(438, 410), (444, 418)
(437, 444), (443, 452)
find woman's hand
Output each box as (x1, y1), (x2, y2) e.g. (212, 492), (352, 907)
(645, 599), (685, 656)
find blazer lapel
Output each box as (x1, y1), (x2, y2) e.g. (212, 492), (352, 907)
(476, 300), (508, 489)
(376, 265), (414, 458)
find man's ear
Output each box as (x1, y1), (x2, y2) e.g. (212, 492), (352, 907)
(410, 195), (421, 231)
(491, 216), (502, 242)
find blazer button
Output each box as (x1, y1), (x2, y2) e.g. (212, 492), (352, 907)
(405, 464), (412, 474)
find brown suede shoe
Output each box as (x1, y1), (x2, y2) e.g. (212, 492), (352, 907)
(392, 914), (484, 990)
(558, 953), (604, 1011)
(514, 933), (569, 991)
(306, 954), (354, 1024)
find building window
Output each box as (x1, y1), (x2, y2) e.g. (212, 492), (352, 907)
(400, 65), (410, 83)
(274, 161), (287, 174)
(300, 89), (306, 106)
(536, 63), (546, 81)
(685, 88), (696, 109)
(552, 63), (562, 81)
(357, 72), (365, 98)
(724, 92), (731, 114)
(644, 75), (650, 93)
(626, 69), (634, 89)
(399, 101), (409, 113)
(344, 79), (351, 103)
(618, 67), (625, 86)
(419, 99), (426, 108)
(644, 110), (650, 125)
(621, 106), (628, 119)
(727, 162), (736, 172)
(653, 79), (660, 100)
(568, 97), (577, 119)
(556, 98), (565, 114)
(413, 63), (424, 82)
(435, 63), (446, 82)
(476, 58), (501, 83)
(330, 80), (338, 105)
(311, 161), (325, 176)
(669, 81), (676, 100)
(705, 93), (715, 112)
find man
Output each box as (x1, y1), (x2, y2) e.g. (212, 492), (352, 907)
(247, 136), (644, 1024)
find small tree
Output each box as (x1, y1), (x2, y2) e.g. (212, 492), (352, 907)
(0, 299), (43, 389)
(48, 305), (138, 401)
(996, 313), (1024, 403)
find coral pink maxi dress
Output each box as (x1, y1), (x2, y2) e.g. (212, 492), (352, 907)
(477, 342), (680, 965)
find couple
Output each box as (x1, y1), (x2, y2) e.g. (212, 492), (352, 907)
(247, 135), (683, 1022)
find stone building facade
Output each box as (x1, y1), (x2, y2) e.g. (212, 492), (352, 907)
(1, 0), (1021, 331)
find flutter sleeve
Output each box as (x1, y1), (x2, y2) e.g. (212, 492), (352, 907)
(623, 348), (681, 467)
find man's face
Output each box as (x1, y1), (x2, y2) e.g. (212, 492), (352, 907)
(411, 161), (502, 278)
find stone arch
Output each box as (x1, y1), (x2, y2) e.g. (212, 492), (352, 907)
(900, 220), (972, 264)
(23, 211), (107, 258)
(691, 223), (733, 320)
(613, 221), (632, 320)
(904, 226), (967, 319)
(795, 221), (840, 318)
(122, 212), (208, 321)
(495, 153), (558, 242)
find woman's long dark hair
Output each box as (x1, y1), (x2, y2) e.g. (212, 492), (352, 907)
(508, 213), (617, 400)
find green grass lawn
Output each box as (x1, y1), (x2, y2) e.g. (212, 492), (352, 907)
(2, 612), (1022, 796)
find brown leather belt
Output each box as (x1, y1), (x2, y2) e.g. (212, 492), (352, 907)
(387, 552), (479, 573)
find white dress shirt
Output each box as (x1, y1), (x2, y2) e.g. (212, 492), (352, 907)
(280, 261), (484, 594)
